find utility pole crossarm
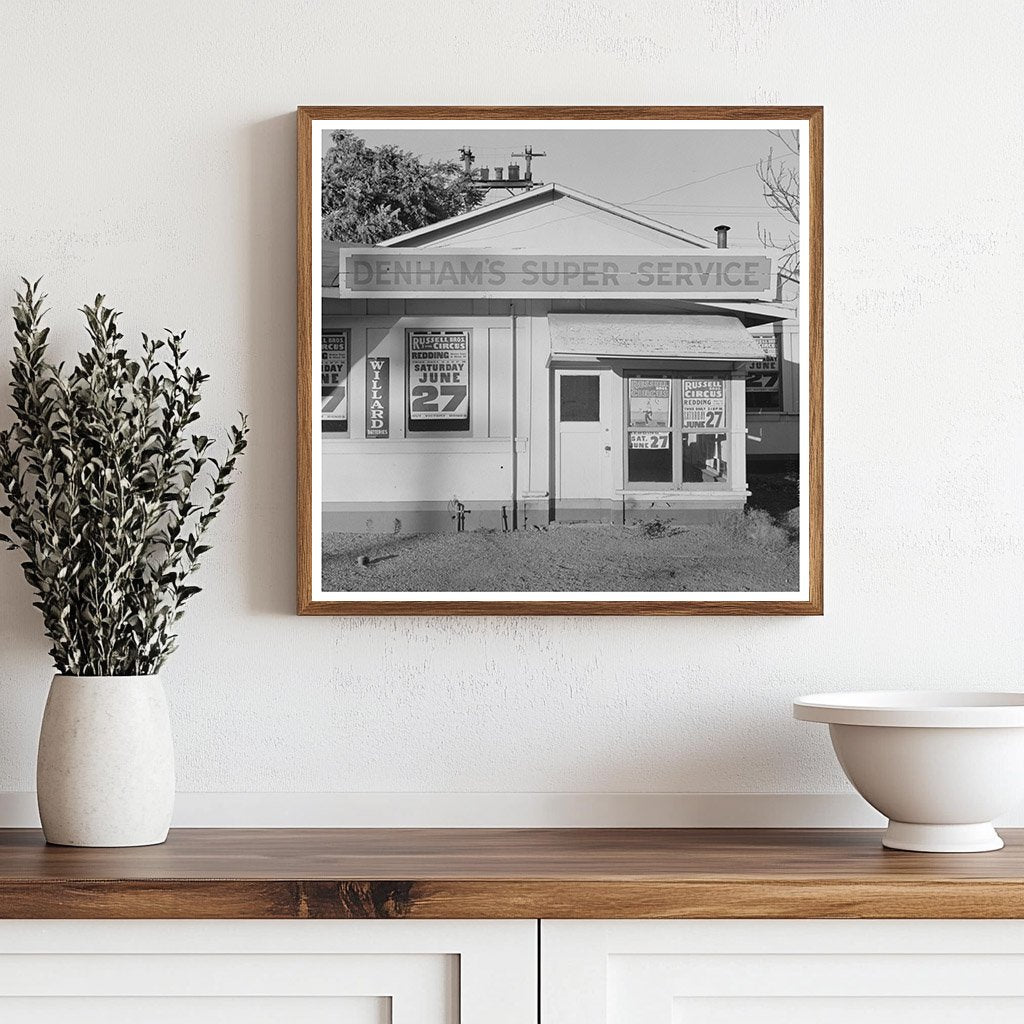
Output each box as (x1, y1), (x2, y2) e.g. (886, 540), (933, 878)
(460, 143), (547, 191)
(512, 145), (547, 182)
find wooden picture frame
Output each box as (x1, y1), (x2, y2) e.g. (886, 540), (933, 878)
(298, 106), (822, 615)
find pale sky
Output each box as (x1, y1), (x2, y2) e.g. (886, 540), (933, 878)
(322, 126), (798, 250)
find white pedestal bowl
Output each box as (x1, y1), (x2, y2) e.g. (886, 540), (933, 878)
(793, 691), (1024, 852)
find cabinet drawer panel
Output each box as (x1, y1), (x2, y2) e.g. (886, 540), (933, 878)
(675, 997), (1024, 1024)
(0, 996), (388, 1024)
(543, 920), (1024, 1024)
(0, 920), (536, 1024)
(0, 952), (452, 997)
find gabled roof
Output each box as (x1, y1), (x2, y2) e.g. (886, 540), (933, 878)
(378, 182), (710, 249)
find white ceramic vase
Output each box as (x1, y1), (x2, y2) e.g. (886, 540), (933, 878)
(36, 675), (175, 847)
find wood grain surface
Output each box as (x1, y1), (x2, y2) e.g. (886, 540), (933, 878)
(1, 828), (1020, 920)
(296, 105), (824, 616)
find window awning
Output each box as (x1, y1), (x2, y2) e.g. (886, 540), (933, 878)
(548, 314), (765, 361)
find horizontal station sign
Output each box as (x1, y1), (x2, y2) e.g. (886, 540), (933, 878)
(337, 248), (776, 300)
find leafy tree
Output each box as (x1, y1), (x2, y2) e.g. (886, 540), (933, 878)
(322, 131), (483, 243)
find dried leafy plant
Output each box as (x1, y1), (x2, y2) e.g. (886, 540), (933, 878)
(0, 280), (248, 676)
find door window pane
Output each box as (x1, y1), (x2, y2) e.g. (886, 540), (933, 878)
(560, 375), (600, 422)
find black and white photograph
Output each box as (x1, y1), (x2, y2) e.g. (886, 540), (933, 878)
(301, 110), (821, 613)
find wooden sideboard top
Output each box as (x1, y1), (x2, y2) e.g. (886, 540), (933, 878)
(1, 827), (1023, 919)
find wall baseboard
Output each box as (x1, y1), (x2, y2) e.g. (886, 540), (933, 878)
(3, 791), (1021, 829)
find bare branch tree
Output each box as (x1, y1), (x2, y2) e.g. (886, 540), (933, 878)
(756, 129), (800, 285)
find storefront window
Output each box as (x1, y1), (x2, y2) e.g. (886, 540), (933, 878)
(406, 329), (471, 433)
(625, 374), (730, 489)
(321, 332), (349, 434)
(746, 334), (781, 411)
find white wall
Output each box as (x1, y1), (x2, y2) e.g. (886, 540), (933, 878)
(1, 0), (1021, 826)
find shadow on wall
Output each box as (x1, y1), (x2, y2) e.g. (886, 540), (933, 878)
(243, 114), (299, 616)
(0, 570), (50, 672)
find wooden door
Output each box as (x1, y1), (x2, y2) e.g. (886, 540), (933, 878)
(555, 370), (612, 502)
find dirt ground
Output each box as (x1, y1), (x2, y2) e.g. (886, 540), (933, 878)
(322, 511), (799, 594)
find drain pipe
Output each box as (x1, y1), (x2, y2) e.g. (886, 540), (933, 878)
(509, 302), (518, 531)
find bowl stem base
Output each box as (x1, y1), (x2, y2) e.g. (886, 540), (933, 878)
(882, 821), (1004, 853)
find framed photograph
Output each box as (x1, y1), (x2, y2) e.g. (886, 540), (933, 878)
(297, 106), (822, 615)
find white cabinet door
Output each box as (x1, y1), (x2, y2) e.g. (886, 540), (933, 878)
(0, 919), (536, 1024)
(542, 919), (1024, 1024)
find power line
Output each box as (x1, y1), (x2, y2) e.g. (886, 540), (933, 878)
(445, 206), (713, 246)
(623, 154), (797, 206)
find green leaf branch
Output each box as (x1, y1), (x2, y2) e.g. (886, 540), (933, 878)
(0, 279), (249, 675)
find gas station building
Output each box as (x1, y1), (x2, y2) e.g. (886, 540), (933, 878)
(320, 183), (798, 532)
